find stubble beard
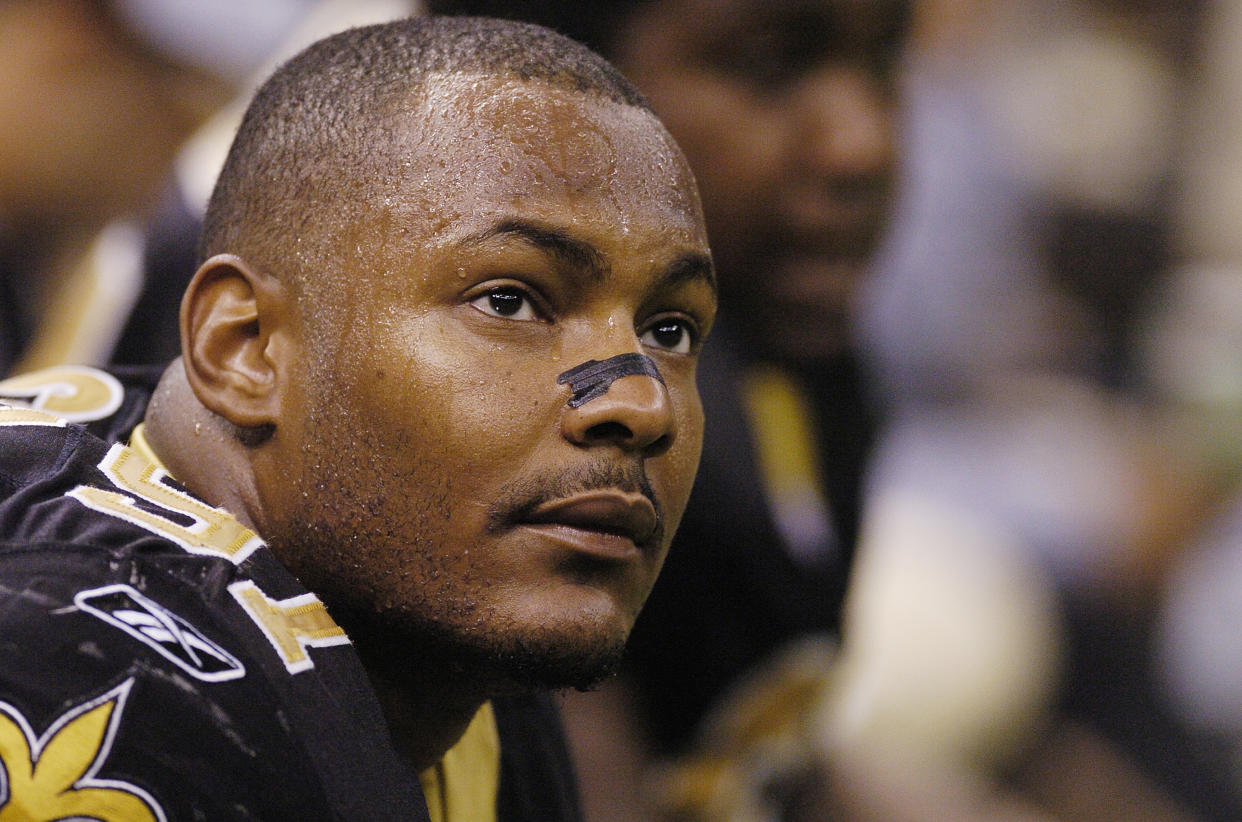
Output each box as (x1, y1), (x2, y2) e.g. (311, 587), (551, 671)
(271, 390), (630, 695)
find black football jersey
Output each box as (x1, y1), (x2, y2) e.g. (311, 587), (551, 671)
(0, 365), (431, 821)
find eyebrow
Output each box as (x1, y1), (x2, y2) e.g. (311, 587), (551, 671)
(465, 218), (609, 282)
(663, 251), (717, 297)
(462, 217), (717, 296)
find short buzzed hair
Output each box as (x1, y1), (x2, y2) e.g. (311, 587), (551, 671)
(199, 15), (650, 280)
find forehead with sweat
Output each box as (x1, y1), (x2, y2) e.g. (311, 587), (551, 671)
(390, 71), (702, 238)
(198, 15), (660, 285)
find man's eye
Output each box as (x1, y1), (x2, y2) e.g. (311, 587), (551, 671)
(641, 318), (694, 354)
(470, 287), (539, 321)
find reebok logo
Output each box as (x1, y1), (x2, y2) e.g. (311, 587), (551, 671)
(75, 585), (246, 682)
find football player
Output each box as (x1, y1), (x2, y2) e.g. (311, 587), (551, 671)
(0, 16), (714, 822)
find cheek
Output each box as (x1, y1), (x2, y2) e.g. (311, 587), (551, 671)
(367, 340), (556, 486)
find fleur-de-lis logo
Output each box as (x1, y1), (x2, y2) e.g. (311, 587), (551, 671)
(0, 679), (166, 821)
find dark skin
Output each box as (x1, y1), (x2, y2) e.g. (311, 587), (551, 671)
(144, 73), (716, 771)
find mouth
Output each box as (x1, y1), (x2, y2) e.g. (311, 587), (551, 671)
(517, 490), (660, 561)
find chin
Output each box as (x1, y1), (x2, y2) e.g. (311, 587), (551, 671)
(352, 594), (633, 694)
(483, 634), (627, 693)
(483, 594), (636, 692)
(426, 618), (630, 694)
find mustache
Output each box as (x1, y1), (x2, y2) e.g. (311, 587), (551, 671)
(486, 461), (664, 545)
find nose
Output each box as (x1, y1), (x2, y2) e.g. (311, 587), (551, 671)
(792, 64), (895, 180)
(561, 370), (676, 456)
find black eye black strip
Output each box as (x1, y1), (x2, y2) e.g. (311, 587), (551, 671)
(557, 353), (665, 408)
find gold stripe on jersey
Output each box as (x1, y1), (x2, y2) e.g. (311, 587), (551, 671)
(738, 365), (835, 564)
(228, 581), (350, 675)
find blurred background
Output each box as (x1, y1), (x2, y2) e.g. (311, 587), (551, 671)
(7, 1), (1242, 821)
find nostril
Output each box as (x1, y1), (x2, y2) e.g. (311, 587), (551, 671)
(583, 421), (673, 456)
(648, 432), (673, 456)
(585, 421), (633, 442)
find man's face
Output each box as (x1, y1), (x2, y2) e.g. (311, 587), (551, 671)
(618, 0), (907, 361)
(265, 75), (715, 689)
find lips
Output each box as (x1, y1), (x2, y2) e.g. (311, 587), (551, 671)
(521, 490), (659, 551)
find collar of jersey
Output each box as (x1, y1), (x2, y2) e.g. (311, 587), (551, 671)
(128, 423), (171, 474)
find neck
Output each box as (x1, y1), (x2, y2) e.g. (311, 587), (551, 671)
(143, 360), (265, 533)
(338, 608), (492, 772)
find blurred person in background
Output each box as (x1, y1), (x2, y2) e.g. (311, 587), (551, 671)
(0, 0), (229, 373)
(0, 0), (417, 374)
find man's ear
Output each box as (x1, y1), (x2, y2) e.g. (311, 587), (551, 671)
(181, 254), (291, 429)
